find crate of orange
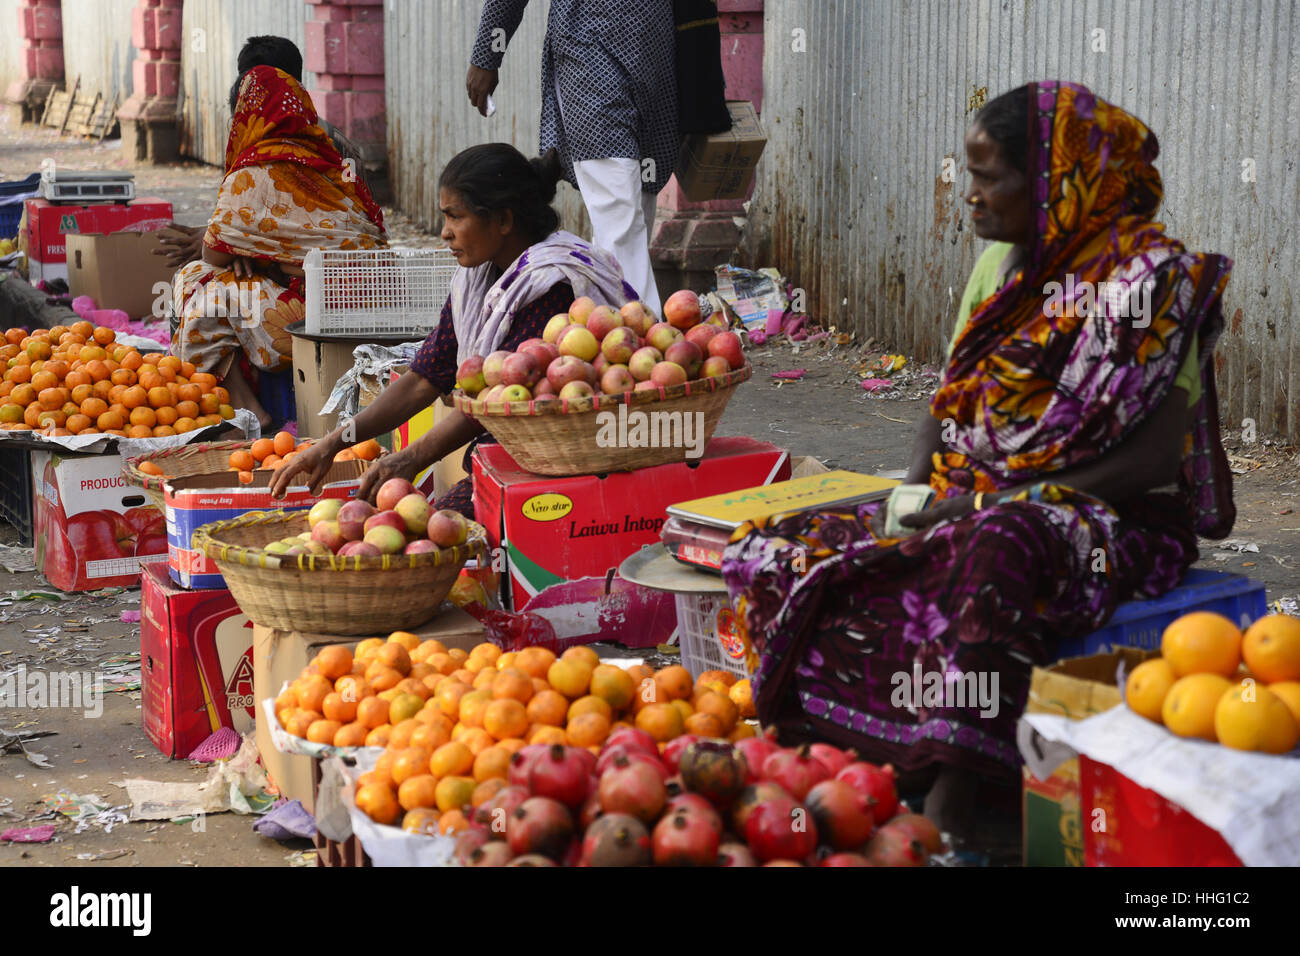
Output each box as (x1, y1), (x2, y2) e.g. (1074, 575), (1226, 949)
(124, 434), (387, 590)
(0, 321), (239, 444)
(192, 510), (488, 635)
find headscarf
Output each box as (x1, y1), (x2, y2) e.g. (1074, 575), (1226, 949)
(930, 81), (1234, 537)
(450, 230), (639, 363)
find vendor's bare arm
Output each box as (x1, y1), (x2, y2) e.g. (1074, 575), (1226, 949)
(906, 414), (946, 484)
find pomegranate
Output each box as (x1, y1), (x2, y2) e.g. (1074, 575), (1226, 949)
(864, 825), (927, 866)
(761, 744), (832, 800)
(835, 762), (899, 824)
(744, 797), (819, 863)
(805, 779), (875, 850)
(508, 744), (550, 788)
(660, 733), (701, 774)
(578, 790), (604, 829)
(733, 730), (782, 783)
(883, 814), (944, 853)
(507, 854), (558, 866)
(598, 754), (667, 824)
(596, 745), (668, 781)
(819, 852), (872, 867)
(570, 746), (597, 777)
(475, 784), (529, 835)
(528, 744), (591, 809)
(665, 791), (722, 826)
(603, 727), (659, 758)
(717, 842), (758, 867)
(652, 810), (720, 866)
(579, 812), (652, 867)
(808, 742), (856, 776)
(465, 841), (513, 866)
(453, 828), (491, 865)
(731, 781), (792, 834)
(679, 739), (747, 810)
(506, 796), (574, 861)
(763, 860), (804, 866)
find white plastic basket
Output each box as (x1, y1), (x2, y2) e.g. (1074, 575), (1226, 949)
(304, 247), (459, 337)
(675, 592), (750, 679)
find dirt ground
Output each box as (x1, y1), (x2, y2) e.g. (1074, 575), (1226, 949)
(1, 120), (1296, 868)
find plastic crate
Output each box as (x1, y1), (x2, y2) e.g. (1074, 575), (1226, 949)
(0, 173), (41, 240)
(1057, 568), (1268, 658)
(0, 445), (34, 546)
(675, 592), (750, 679)
(258, 367), (297, 432)
(0, 172), (41, 199)
(304, 247), (458, 337)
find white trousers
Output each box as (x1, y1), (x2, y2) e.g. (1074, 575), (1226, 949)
(573, 158), (662, 315)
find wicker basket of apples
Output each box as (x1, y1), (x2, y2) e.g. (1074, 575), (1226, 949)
(191, 480), (487, 635)
(453, 292), (750, 476)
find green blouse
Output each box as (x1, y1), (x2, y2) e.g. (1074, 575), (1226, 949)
(949, 243), (1201, 406)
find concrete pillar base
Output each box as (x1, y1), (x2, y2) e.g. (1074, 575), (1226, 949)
(650, 210), (744, 294)
(3, 77), (57, 124)
(117, 95), (181, 164)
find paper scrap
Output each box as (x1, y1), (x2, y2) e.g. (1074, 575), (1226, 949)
(1, 824), (55, 843)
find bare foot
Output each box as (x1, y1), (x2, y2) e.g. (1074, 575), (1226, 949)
(221, 366), (271, 430)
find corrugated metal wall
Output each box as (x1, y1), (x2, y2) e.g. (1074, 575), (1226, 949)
(59, 0), (136, 106)
(0, 0), (25, 99)
(744, 0), (1300, 441)
(384, 0), (591, 237)
(178, 0), (314, 166)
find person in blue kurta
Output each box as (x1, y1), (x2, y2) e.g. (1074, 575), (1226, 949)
(466, 0), (678, 314)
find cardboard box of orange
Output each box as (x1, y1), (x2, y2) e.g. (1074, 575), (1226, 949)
(252, 606), (486, 813)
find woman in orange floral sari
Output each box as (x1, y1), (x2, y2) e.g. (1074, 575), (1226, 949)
(172, 65), (385, 424)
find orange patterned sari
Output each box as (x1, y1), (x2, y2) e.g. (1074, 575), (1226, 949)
(172, 66), (386, 374)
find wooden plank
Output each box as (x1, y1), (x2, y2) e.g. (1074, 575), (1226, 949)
(93, 94), (119, 142)
(38, 84), (58, 127)
(57, 75), (79, 135)
(69, 90), (100, 136)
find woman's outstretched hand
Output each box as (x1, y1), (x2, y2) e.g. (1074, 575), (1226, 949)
(355, 447), (421, 504)
(270, 440), (336, 498)
(900, 494), (978, 531)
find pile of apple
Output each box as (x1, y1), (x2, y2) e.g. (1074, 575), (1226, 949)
(260, 477), (470, 559)
(454, 291), (747, 404)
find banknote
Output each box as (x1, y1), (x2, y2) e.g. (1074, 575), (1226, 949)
(883, 483), (936, 537)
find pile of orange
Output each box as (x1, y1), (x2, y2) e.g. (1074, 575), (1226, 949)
(1125, 611), (1300, 753)
(136, 435), (382, 482)
(274, 633), (759, 832)
(0, 323), (236, 437)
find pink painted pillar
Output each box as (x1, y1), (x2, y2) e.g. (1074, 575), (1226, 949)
(116, 0), (183, 163)
(651, 0), (764, 293)
(305, 0), (386, 172)
(2, 0), (64, 124)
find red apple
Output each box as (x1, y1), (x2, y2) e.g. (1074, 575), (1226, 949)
(376, 478), (418, 512)
(586, 305), (623, 341)
(394, 493), (432, 534)
(701, 355), (731, 378)
(338, 540), (381, 558)
(533, 377), (557, 397)
(481, 384), (507, 403)
(628, 346), (662, 381)
(427, 509), (469, 547)
(685, 324), (720, 351)
(601, 326), (640, 365)
(455, 356), (487, 395)
(633, 380), (660, 393)
(557, 325), (599, 361)
(707, 331), (745, 370)
(592, 353), (610, 377)
(482, 350), (512, 387)
(620, 301), (655, 337)
(600, 364), (636, 395)
(501, 352), (540, 388)
(664, 289), (703, 330)
(501, 384), (532, 402)
(664, 340), (703, 378)
(569, 296), (597, 325)
(519, 340), (558, 372)
(308, 498), (343, 529)
(543, 314), (571, 343)
(337, 499), (376, 541)
(650, 361), (688, 387)
(547, 354), (589, 390)
(364, 510), (407, 537)
(404, 539), (439, 555)
(363, 524), (406, 555)
(559, 380), (595, 401)
(646, 322), (683, 353)
(311, 519), (346, 552)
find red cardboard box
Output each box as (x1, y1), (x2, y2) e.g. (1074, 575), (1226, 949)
(32, 449), (168, 592)
(163, 459), (371, 590)
(23, 197), (173, 283)
(140, 561), (253, 758)
(472, 437), (790, 648)
(1080, 756), (1243, 866)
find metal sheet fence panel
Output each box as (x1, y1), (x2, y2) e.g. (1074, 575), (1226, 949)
(178, 0), (314, 166)
(384, 0), (590, 238)
(0, 0), (25, 100)
(744, 0), (1300, 440)
(60, 0), (137, 106)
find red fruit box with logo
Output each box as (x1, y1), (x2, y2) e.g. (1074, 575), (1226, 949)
(23, 197), (173, 284)
(139, 561), (253, 758)
(472, 437), (790, 649)
(164, 460), (372, 589)
(32, 449), (168, 592)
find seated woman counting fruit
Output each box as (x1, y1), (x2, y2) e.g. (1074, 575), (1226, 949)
(171, 65), (386, 428)
(720, 82), (1237, 841)
(270, 143), (638, 515)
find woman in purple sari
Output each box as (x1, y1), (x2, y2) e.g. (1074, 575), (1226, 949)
(721, 82), (1235, 839)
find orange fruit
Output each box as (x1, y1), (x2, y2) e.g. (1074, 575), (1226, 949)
(389, 692), (425, 724)
(693, 690), (739, 733)
(567, 695), (612, 723)
(1241, 615), (1300, 683)
(64, 414), (93, 434)
(528, 725), (567, 746)
(472, 745), (512, 782)
(671, 699), (694, 723)
(547, 659), (591, 699)
(430, 740), (474, 777)
(355, 782), (400, 825)
(376, 642), (412, 676)
(401, 808), (441, 835)
(397, 774), (440, 811)
(409, 721), (451, 752)
(365, 725), (392, 748)
(411, 638), (446, 663)
(176, 400), (200, 420)
(471, 778), (507, 807)
(1161, 612), (1242, 677)
(513, 646), (557, 680)
(313, 645), (353, 681)
(306, 719), (343, 744)
(353, 438), (382, 460)
(654, 665), (694, 701)
(728, 722), (757, 741)
(470, 642), (502, 664)
(365, 662), (404, 692)
(729, 679), (756, 718)
(283, 711), (318, 738)
(561, 645), (600, 670)
(321, 692), (358, 723)
(457, 689), (493, 728)
(684, 712), (726, 738)
(333, 722), (368, 748)
(436, 681), (473, 718)
(273, 430), (296, 457)
(1161, 674), (1233, 741)
(1269, 681), (1300, 727)
(1214, 680), (1299, 753)
(296, 674), (333, 713)
(391, 747), (434, 785)
(526, 689), (569, 727)
(589, 665), (636, 711)
(1125, 658), (1177, 723)
(635, 702), (685, 743)
(483, 698), (528, 740)
(357, 698), (391, 732)
(395, 676), (431, 701)
(434, 776), (476, 814)
(492, 668), (535, 704)
(129, 405), (157, 428)
(250, 437), (275, 462)
(566, 711), (611, 747)
(155, 405), (178, 426)
(437, 809), (471, 835)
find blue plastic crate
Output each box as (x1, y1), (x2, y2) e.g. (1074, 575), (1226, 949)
(0, 173), (41, 240)
(1058, 568), (1268, 658)
(0, 201), (23, 240)
(0, 173), (40, 199)
(258, 367), (297, 432)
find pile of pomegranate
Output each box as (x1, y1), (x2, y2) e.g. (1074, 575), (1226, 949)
(448, 731), (943, 866)
(453, 292), (747, 405)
